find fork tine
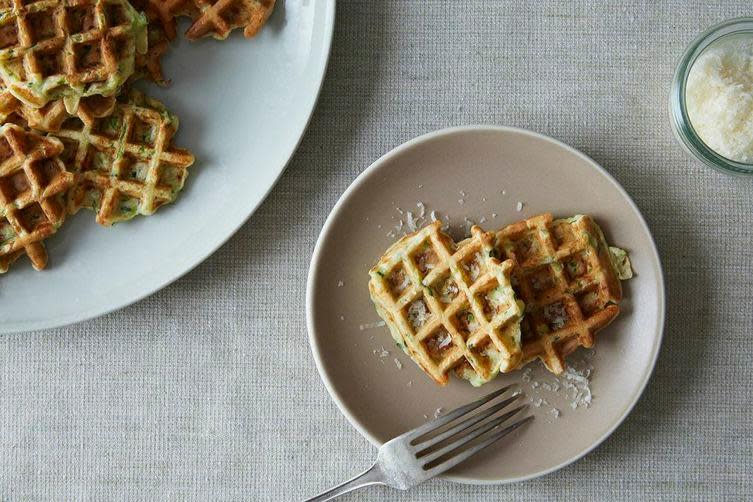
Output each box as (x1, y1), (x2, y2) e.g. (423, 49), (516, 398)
(419, 404), (527, 466)
(414, 394), (521, 457)
(423, 415), (534, 475)
(406, 385), (513, 444)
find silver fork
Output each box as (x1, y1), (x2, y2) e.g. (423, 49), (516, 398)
(305, 386), (532, 501)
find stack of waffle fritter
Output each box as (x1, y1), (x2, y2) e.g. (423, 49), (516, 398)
(369, 213), (633, 385)
(0, 0), (275, 272)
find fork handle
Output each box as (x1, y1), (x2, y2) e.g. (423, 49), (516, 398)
(304, 463), (385, 501)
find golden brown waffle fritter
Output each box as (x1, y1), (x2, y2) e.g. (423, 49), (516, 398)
(369, 221), (525, 386)
(0, 79), (116, 131)
(0, 81), (191, 227)
(369, 214), (628, 385)
(53, 88), (194, 225)
(144, 0), (275, 41)
(0, 123), (73, 272)
(137, 22), (170, 85)
(24, 94), (116, 131)
(129, 0), (171, 85)
(0, 0), (147, 109)
(492, 213), (623, 374)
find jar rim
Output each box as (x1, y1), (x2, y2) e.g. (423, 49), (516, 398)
(669, 17), (753, 176)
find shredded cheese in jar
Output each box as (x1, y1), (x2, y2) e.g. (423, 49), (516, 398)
(686, 37), (753, 163)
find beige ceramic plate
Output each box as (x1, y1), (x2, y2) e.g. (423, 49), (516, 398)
(306, 126), (665, 484)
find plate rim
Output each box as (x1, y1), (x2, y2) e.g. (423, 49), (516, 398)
(4, 0), (337, 334)
(306, 124), (666, 485)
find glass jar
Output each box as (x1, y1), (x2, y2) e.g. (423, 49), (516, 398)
(669, 18), (753, 176)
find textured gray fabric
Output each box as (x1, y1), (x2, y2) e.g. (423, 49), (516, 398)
(2, 1), (753, 500)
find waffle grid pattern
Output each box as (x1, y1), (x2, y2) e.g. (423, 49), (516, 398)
(369, 221), (524, 386)
(494, 213), (622, 373)
(144, 0), (275, 41)
(0, 79), (118, 131)
(129, 0), (169, 84)
(0, 0), (147, 108)
(55, 89), (194, 225)
(0, 123), (73, 272)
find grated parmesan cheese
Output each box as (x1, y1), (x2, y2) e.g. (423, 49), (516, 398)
(395, 273), (410, 292)
(686, 37), (753, 163)
(516, 355), (595, 419)
(405, 211), (418, 232)
(416, 201), (426, 217)
(543, 302), (569, 330)
(436, 331), (452, 349)
(360, 320), (386, 331)
(407, 300), (430, 329)
(521, 368), (532, 383)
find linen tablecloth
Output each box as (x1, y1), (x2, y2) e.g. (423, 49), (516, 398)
(2, 1), (752, 500)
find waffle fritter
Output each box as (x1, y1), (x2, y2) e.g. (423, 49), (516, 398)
(129, 0), (171, 85)
(370, 214), (629, 385)
(0, 0), (147, 110)
(137, 20), (170, 85)
(369, 221), (525, 386)
(144, 0), (275, 41)
(492, 213), (623, 374)
(52, 88), (194, 225)
(0, 123), (73, 272)
(0, 79), (116, 131)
